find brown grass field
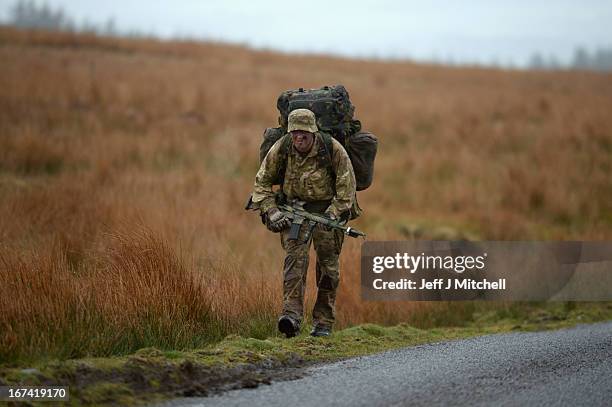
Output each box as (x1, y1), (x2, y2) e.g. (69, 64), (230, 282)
(1, 27), (611, 363)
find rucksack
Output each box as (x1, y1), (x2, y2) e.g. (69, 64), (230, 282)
(277, 85), (355, 136)
(261, 85), (378, 191)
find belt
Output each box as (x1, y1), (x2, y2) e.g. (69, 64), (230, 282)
(303, 200), (332, 214)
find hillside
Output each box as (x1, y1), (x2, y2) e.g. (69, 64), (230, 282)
(1, 27), (611, 363)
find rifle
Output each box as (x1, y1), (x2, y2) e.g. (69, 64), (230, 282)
(278, 201), (366, 243)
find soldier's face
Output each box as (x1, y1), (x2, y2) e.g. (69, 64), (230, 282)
(291, 130), (314, 154)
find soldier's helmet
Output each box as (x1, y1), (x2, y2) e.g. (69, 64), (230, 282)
(287, 109), (318, 133)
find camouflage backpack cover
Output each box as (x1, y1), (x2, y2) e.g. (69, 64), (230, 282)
(277, 85), (355, 135)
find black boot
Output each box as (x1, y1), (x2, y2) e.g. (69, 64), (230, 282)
(310, 325), (331, 337)
(278, 316), (299, 338)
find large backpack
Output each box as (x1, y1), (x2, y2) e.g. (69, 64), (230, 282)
(277, 85), (355, 136)
(261, 85), (378, 191)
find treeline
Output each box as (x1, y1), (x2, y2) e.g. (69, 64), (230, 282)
(4, 0), (612, 72)
(6, 0), (144, 37)
(529, 48), (612, 72)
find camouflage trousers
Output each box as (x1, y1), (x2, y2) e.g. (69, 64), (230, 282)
(280, 224), (345, 329)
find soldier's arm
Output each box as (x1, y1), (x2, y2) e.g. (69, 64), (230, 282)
(327, 138), (356, 219)
(252, 138), (283, 213)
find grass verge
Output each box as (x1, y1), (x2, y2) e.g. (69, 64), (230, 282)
(0, 302), (610, 406)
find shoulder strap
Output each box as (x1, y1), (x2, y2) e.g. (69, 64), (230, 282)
(317, 131), (335, 176)
(277, 134), (292, 187)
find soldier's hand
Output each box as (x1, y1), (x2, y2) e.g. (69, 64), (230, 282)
(265, 207), (291, 233)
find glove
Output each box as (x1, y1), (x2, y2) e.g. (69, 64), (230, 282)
(265, 207), (291, 233)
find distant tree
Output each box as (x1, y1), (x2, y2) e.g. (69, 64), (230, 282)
(9, 0), (74, 31)
(80, 18), (98, 34)
(571, 46), (612, 71)
(528, 52), (545, 69)
(592, 48), (612, 71)
(572, 47), (591, 69)
(547, 54), (561, 70)
(488, 57), (502, 68)
(103, 17), (117, 36)
(443, 55), (456, 66)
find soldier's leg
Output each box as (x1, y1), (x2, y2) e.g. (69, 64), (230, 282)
(312, 227), (344, 328)
(279, 225), (312, 327)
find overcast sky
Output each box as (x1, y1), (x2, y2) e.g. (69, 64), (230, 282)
(1, 0), (611, 66)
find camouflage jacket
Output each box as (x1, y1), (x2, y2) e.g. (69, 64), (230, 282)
(252, 133), (356, 218)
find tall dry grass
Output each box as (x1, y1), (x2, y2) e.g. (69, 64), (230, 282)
(1, 27), (611, 363)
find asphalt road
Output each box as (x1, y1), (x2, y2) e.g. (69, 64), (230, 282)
(164, 321), (612, 407)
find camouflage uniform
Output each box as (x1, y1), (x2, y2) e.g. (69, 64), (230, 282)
(252, 115), (356, 329)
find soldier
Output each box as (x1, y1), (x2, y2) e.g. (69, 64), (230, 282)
(251, 108), (357, 338)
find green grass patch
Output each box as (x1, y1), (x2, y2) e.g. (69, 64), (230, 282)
(1, 302), (610, 406)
